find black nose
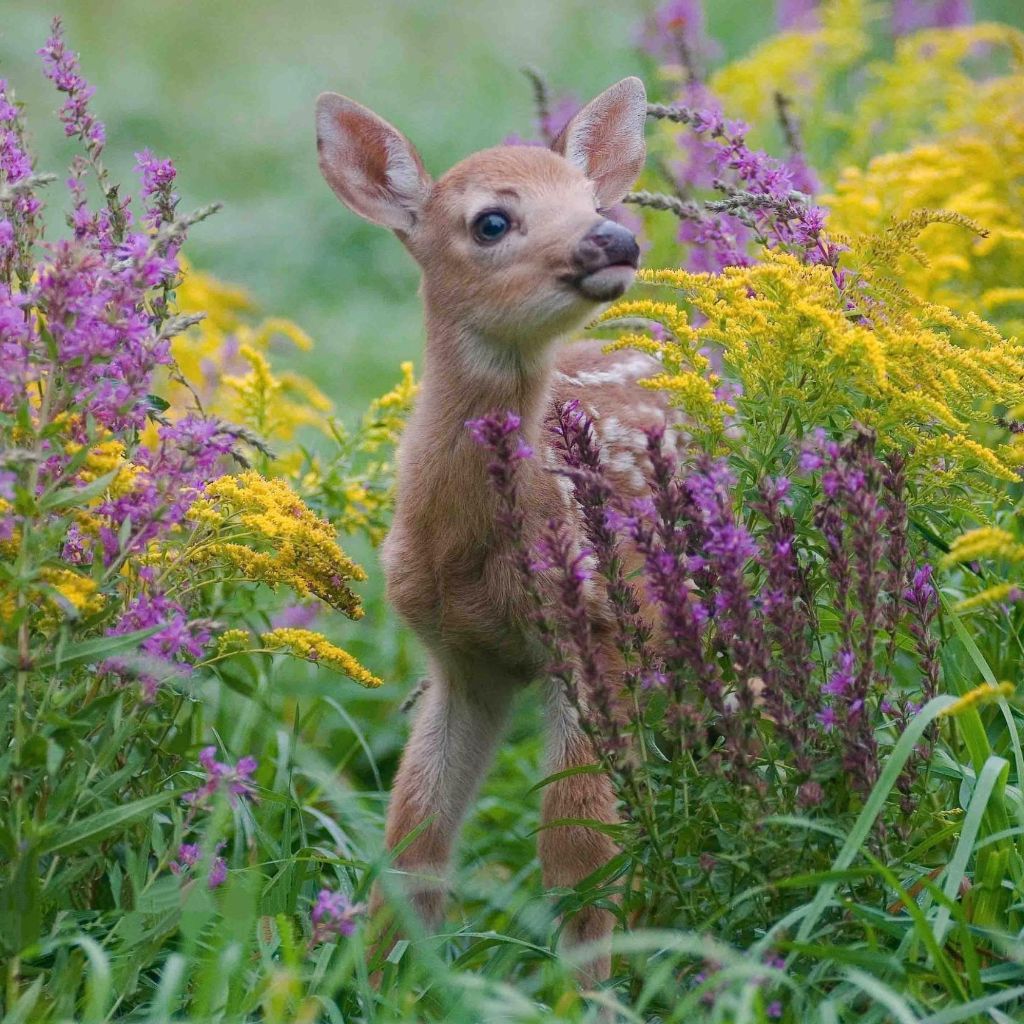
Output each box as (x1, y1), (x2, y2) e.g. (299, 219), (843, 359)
(573, 219), (641, 275)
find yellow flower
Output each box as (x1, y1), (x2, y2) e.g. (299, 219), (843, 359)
(358, 360), (418, 454)
(217, 629), (251, 653)
(944, 527), (1024, 567)
(939, 682), (1015, 718)
(189, 471), (367, 619)
(709, 0), (872, 145)
(260, 627), (381, 688)
(161, 257), (335, 456)
(955, 585), (1023, 613)
(607, 253), (1024, 492)
(39, 568), (104, 617)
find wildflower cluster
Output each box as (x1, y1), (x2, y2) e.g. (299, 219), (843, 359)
(472, 407), (945, 933)
(0, 20), (405, 975)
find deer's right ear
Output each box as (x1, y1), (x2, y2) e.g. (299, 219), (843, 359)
(315, 93), (431, 232)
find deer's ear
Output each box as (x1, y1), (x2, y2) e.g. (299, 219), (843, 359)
(552, 77), (647, 208)
(315, 92), (431, 232)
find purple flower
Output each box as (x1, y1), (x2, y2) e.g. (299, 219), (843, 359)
(170, 842), (228, 888)
(639, 0), (718, 69)
(135, 148), (179, 230)
(184, 746), (258, 808)
(170, 843), (201, 875)
(776, 0), (819, 29)
(311, 887), (364, 943)
(38, 18), (105, 148)
(905, 564), (935, 605)
(893, 0), (973, 34)
(466, 411), (522, 447)
(207, 857), (228, 889)
(822, 648), (855, 696)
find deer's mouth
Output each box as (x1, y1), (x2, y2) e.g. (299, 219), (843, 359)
(566, 219), (641, 301)
(570, 262), (638, 302)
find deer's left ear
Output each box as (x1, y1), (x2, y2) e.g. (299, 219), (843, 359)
(552, 77), (647, 208)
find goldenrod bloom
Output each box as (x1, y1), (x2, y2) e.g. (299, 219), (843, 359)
(261, 627), (381, 688)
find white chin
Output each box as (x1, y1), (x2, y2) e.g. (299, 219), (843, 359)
(574, 265), (636, 302)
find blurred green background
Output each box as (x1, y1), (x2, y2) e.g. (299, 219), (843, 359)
(1, 0), (1019, 410)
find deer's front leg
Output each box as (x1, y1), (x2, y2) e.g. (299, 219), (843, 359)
(539, 682), (620, 985)
(371, 667), (514, 931)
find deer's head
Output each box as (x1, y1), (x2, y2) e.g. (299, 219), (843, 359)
(315, 79), (646, 353)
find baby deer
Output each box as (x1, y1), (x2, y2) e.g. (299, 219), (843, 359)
(315, 78), (663, 982)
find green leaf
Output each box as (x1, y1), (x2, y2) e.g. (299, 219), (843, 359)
(792, 694), (956, 947)
(39, 788), (183, 856)
(526, 761), (605, 795)
(0, 846), (41, 954)
(931, 755), (1009, 941)
(0, 626), (161, 674)
(40, 467), (121, 512)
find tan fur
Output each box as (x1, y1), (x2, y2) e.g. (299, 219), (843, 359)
(316, 78), (660, 984)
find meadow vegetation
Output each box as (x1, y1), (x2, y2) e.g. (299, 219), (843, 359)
(2, 2), (1024, 1021)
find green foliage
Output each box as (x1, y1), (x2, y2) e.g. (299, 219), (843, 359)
(4, 4), (1024, 1023)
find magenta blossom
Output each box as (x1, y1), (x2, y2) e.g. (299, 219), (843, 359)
(184, 747), (259, 808)
(893, 0), (973, 34)
(311, 887), (364, 944)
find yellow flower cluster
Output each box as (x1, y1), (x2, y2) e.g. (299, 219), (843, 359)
(943, 527), (1024, 612)
(708, 0), (872, 145)
(939, 681), (1016, 718)
(296, 361), (418, 544)
(608, 254), (1024, 487)
(260, 627), (381, 688)
(217, 628), (251, 653)
(825, 25), (1024, 340)
(844, 23), (1024, 164)
(66, 437), (144, 498)
(597, 300), (722, 428)
(165, 257), (333, 462)
(359, 360), (418, 455)
(40, 567), (104, 617)
(190, 470), (367, 619)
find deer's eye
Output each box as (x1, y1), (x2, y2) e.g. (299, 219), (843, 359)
(471, 210), (512, 244)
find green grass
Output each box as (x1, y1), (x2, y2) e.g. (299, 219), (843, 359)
(3, 3), (1024, 1021)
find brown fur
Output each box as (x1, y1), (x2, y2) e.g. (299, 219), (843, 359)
(316, 78), (658, 984)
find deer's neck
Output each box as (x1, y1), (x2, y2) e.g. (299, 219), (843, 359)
(398, 307), (557, 526)
(427, 311), (552, 433)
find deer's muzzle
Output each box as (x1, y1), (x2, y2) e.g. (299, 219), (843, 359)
(568, 219), (640, 301)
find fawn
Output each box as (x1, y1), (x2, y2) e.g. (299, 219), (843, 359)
(315, 78), (666, 982)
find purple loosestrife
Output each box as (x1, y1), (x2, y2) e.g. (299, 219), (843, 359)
(38, 19), (105, 151)
(806, 429), (937, 793)
(530, 519), (606, 717)
(776, 0), (820, 30)
(466, 411), (584, 714)
(170, 842), (228, 889)
(135, 149), (179, 231)
(465, 412), (534, 563)
(0, 78), (44, 282)
(548, 400), (656, 692)
(638, 5), (836, 278)
(184, 746), (258, 809)
(476, 408), (946, 853)
(639, 1), (717, 73)
(311, 888), (364, 944)
(893, 0), (973, 34)
(752, 474), (821, 784)
(657, 104), (839, 277)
